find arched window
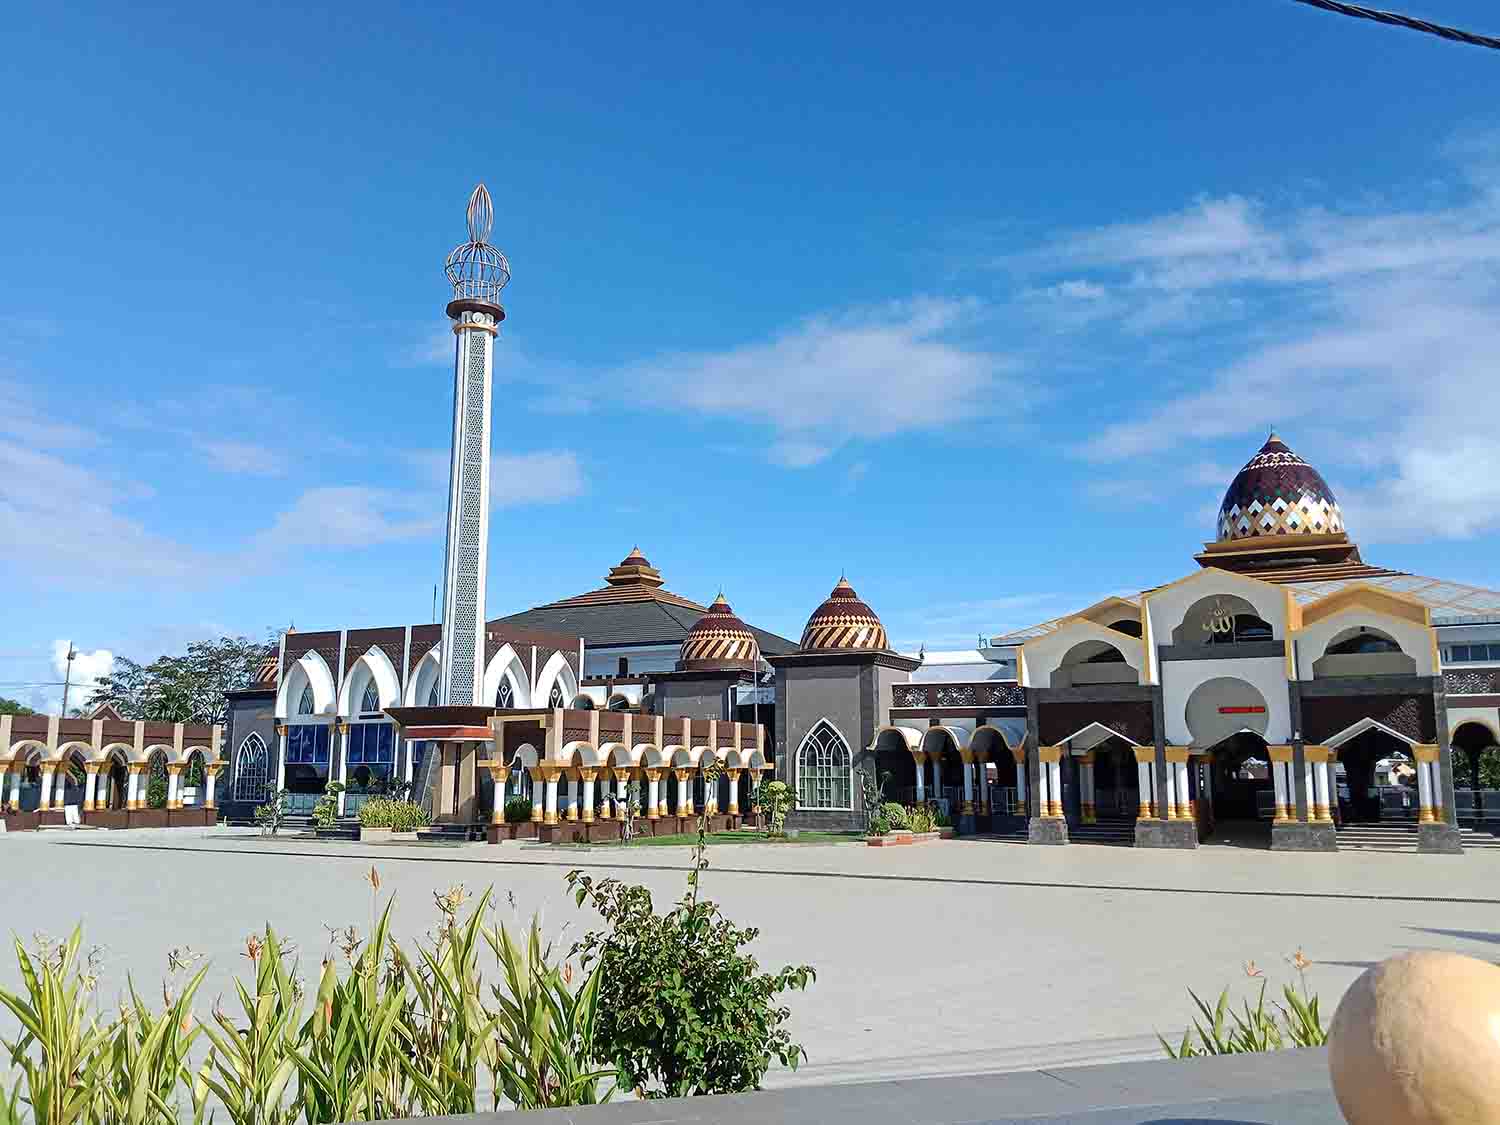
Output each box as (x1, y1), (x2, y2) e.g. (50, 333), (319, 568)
(427, 681), (441, 707)
(796, 720), (852, 810)
(233, 734), (270, 804)
(298, 684), (316, 715)
(607, 693), (631, 712)
(360, 679), (381, 714)
(1327, 631), (1403, 656)
(548, 683), (566, 709)
(496, 678), (514, 708)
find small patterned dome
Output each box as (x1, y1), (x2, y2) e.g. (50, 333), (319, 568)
(678, 594), (761, 670)
(800, 578), (889, 652)
(1217, 433), (1345, 542)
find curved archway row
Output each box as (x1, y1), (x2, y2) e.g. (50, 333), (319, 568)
(481, 723), (772, 827)
(869, 722), (1027, 818)
(0, 715), (224, 820)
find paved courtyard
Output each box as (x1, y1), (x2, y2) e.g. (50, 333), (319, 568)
(4, 828), (1500, 1088)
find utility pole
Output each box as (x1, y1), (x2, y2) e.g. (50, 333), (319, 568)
(60, 643), (77, 716)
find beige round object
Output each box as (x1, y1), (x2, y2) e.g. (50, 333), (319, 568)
(1329, 951), (1500, 1124)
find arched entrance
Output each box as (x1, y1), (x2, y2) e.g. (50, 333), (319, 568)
(872, 728), (919, 805)
(1206, 732), (1272, 823)
(1451, 721), (1500, 822)
(1088, 737), (1138, 819)
(1336, 728), (1416, 823)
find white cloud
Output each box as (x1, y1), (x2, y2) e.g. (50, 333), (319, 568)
(1012, 134), (1500, 542)
(618, 298), (1015, 466)
(491, 451), (586, 507)
(195, 439), (283, 476)
(253, 487), (440, 552)
(52, 640), (114, 713)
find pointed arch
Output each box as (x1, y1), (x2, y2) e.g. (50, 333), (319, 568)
(277, 650), (337, 719)
(339, 647), (401, 716)
(796, 719), (853, 811)
(482, 644), (532, 710)
(233, 733), (271, 804)
(405, 647), (442, 707)
(534, 652), (578, 712)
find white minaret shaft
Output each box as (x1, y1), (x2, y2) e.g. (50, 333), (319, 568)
(438, 185), (510, 706)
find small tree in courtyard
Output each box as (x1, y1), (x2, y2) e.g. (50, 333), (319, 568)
(758, 780), (795, 836)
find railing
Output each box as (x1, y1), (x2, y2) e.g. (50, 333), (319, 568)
(283, 792), (321, 815)
(1445, 669), (1500, 695)
(891, 682), (1024, 709)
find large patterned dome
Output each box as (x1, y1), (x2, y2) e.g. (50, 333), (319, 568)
(1217, 433), (1345, 542)
(678, 594), (760, 671)
(799, 578), (889, 652)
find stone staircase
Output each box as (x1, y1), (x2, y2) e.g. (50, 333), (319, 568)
(1068, 816), (1138, 847)
(1336, 822), (1500, 851)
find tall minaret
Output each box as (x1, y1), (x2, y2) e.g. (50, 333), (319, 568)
(438, 185), (509, 706)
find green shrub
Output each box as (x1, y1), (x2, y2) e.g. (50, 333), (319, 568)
(567, 870), (814, 1098)
(869, 813), (891, 837)
(146, 774), (168, 809)
(932, 806), (953, 828)
(758, 780), (795, 836)
(907, 804), (935, 833)
(504, 796), (534, 824)
(357, 797), (429, 831)
(881, 802), (909, 830)
(1161, 955), (1327, 1058)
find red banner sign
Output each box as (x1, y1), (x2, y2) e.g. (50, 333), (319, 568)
(1218, 706), (1266, 715)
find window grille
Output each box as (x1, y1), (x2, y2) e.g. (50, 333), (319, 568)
(796, 720), (852, 810)
(360, 679), (381, 713)
(298, 684), (316, 715)
(496, 679), (514, 708)
(549, 684), (566, 709)
(233, 734), (270, 804)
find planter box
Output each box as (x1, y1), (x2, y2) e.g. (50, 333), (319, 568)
(129, 809), (170, 829)
(86, 810), (130, 830)
(938, 827), (957, 839)
(868, 830), (943, 847)
(0, 812), (40, 832)
(360, 826), (392, 843)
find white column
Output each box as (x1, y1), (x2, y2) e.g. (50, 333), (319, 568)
(930, 757), (942, 800)
(1303, 760), (1315, 823)
(1201, 762), (1214, 815)
(1271, 761), (1288, 821)
(582, 773), (596, 822)
(529, 770), (544, 821)
(1313, 760), (1331, 822)
(913, 757), (926, 803)
(404, 740), (416, 785)
(38, 767), (55, 811)
(961, 759), (975, 812)
(167, 769), (181, 810)
(1136, 759), (1152, 817)
(1175, 762), (1190, 820)
(84, 769), (98, 811)
(205, 770), (217, 808)
(336, 729), (349, 816)
(647, 773), (660, 819)
(276, 731), (288, 792)
(617, 772), (629, 811)
(1417, 760), (1434, 823)
(544, 773), (560, 825)
(8, 767), (20, 809)
(1035, 757), (1049, 816)
(565, 773), (578, 821)
(1048, 760), (1063, 817)
(126, 770), (139, 810)
(1080, 762), (1095, 821)
(1014, 757), (1026, 815)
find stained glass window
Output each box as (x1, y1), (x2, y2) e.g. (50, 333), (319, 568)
(496, 679), (514, 708)
(233, 734), (270, 804)
(796, 720), (851, 810)
(298, 684), (316, 715)
(548, 684), (565, 709)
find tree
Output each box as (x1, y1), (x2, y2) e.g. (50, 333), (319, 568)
(87, 635), (272, 725)
(0, 697), (36, 716)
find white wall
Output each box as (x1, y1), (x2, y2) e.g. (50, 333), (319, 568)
(1161, 656), (1293, 747)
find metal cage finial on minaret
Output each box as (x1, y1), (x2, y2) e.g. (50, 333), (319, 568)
(444, 183), (511, 305)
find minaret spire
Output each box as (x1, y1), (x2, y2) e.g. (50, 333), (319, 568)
(436, 185), (510, 705)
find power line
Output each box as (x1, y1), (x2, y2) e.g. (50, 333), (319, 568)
(1290, 0), (1500, 50)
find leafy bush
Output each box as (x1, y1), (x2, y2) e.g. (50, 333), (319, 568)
(1161, 955), (1327, 1058)
(907, 804), (935, 833)
(567, 870), (814, 1098)
(146, 775), (168, 809)
(758, 780), (795, 836)
(868, 813), (891, 837)
(312, 781), (344, 827)
(504, 797), (533, 824)
(881, 802), (909, 830)
(357, 797), (429, 831)
(253, 791), (289, 835)
(932, 806), (952, 828)
(0, 885), (619, 1123)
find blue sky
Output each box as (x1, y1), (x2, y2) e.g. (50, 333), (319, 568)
(4, 0), (1500, 707)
